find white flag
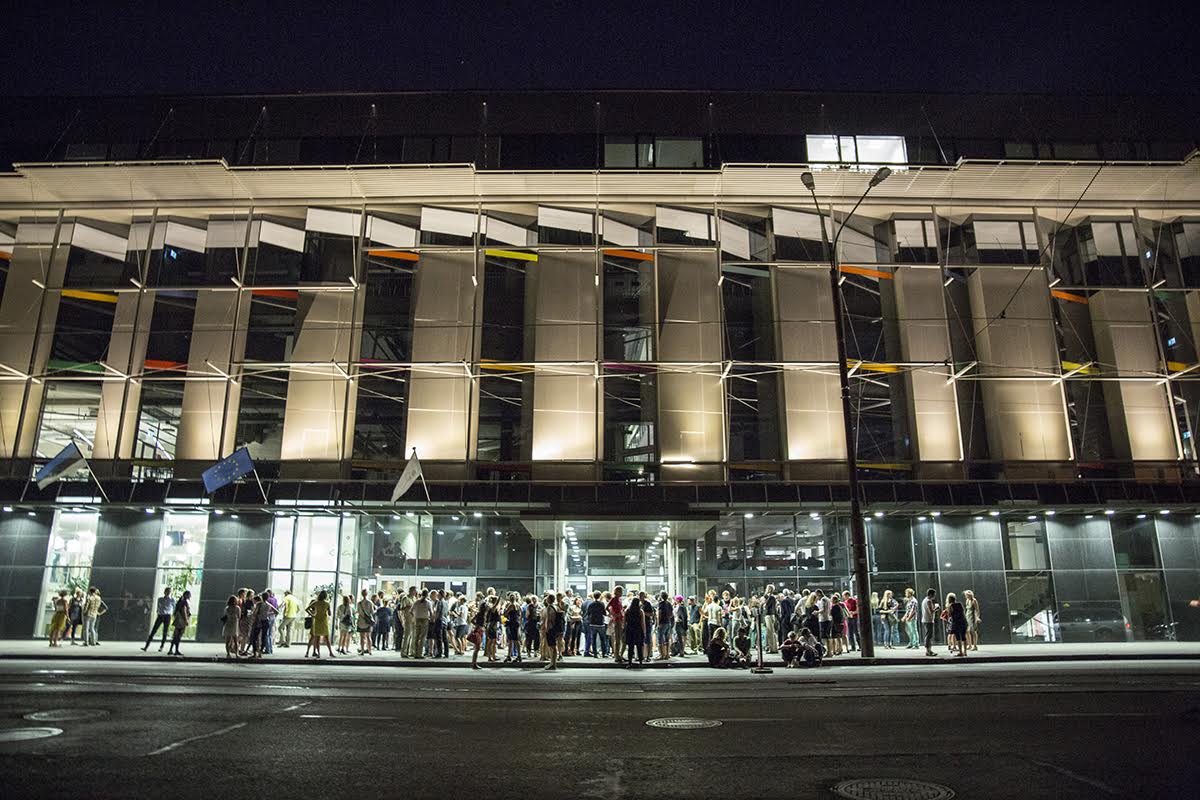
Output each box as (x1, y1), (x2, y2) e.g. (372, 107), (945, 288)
(391, 452), (423, 502)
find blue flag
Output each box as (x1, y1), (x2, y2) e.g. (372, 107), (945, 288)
(202, 447), (255, 493)
(35, 442), (87, 489)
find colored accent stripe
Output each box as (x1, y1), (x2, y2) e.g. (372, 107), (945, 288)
(1061, 360), (1099, 375)
(251, 289), (300, 300)
(728, 462), (782, 472)
(860, 462), (913, 472)
(603, 249), (654, 262)
(0, 251), (11, 261)
(484, 249), (538, 262)
(1168, 361), (1192, 373)
(849, 361), (899, 373)
(603, 363), (656, 374)
(1051, 289), (1088, 305)
(143, 360), (188, 371)
(62, 289), (119, 304)
(479, 361), (530, 372)
(367, 249), (420, 262)
(46, 359), (105, 373)
(840, 265), (892, 280)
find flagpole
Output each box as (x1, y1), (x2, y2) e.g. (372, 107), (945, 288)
(82, 458), (110, 503)
(251, 467), (269, 504)
(413, 448), (432, 505)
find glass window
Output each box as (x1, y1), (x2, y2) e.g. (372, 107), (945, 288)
(1117, 571), (1170, 639)
(36, 511), (99, 635)
(1003, 519), (1050, 570)
(476, 374), (530, 464)
(294, 516), (340, 572)
(807, 135), (906, 168)
(144, 292), (196, 368)
(479, 253), (527, 362)
(856, 136), (908, 166)
(235, 370), (288, 462)
(63, 222), (134, 288)
(49, 293), (116, 372)
(243, 291), (297, 362)
(134, 380), (185, 463)
(603, 252), (655, 361)
(654, 137), (704, 168)
(1007, 572), (1058, 642)
(36, 381), (102, 460)
(154, 512), (208, 640)
(870, 518), (914, 572)
(1111, 516), (1161, 569)
(352, 372), (409, 463)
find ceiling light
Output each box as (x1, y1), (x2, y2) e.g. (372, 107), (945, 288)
(917, 516), (927, 521)
(1027, 515), (1037, 521)
(213, 509), (225, 515)
(720, 530), (730, 537)
(873, 511), (883, 518)
(144, 508), (155, 514)
(436, 529), (445, 535)
(809, 512), (820, 519)
(931, 511), (941, 518)
(755, 565), (767, 571)
(973, 516), (982, 521)
(1136, 514), (1147, 520)
(231, 514), (239, 520)
(451, 515), (460, 521)
(405, 511), (415, 518)
(988, 511), (1000, 517)
(493, 530), (502, 536)
(1104, 509), (1115, 516)
(473, 511), (483, 518)
(341, 511), (352, 518)
(1, 506), (11, 512)
(1159, 509), (1170, 515)
(744, 512), (754, 519)
(392, 514), (401, 520)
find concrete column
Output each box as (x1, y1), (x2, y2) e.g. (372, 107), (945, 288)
(175, 290), (250, 462)
(775, 266), (845, 463)
(91, 293), (153, 461)
(894, 266), (962, 463)
(1089, 290), (1178, 461)
(968, 267), (1071, 462)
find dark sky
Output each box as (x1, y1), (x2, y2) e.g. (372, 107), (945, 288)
(3, 1), (1196, 97)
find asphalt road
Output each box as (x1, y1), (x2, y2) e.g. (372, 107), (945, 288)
(0, 659), (1197, 799)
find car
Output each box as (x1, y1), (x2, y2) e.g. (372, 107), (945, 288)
(1054, 603), (1133, 643)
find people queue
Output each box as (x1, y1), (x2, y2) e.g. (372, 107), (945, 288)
(47, 582), (984, 664)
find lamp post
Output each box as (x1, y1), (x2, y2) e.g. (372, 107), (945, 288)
(800, 166), (891, 660)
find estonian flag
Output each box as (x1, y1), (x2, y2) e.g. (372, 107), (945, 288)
(35, 441), (88, 489)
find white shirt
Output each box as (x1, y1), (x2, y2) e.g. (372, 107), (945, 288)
(921, 596), (938, 624)
(817, 597), (832, 622)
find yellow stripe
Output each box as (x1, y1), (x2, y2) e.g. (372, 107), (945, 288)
(860, 462), (912, 471)
(62, 289), (119, 304)
(849, 361), (899, 373)
(1167, 361), (1192, 373)
(1061, 361), (1099, 375)
(485, 249), (538, 262)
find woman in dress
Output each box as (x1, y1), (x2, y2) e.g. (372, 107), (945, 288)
(623, 591), (646, 668)
(66, 589), (84, 644)
(503, 594), (522, 663)
(523, 595), (540, 659)
(947, 592), (968, 657)
(336, 594), (355, 654)
(964, 589), (981, 651)
(485, 595), (502, 663)
(469, 596), (487, 670)
(237, 588), (254, 656)
(222, 595), (241, 659)
(305, 590), (335, 659)
(48, 590), (68, 647)
(879, 589), (899, 649)
(167, 590), (191, 656)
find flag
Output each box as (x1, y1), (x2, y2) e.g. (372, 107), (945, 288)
(391, 451), (423, 502)
(35, 441), (87, 489)
(202, 447), (255, 493)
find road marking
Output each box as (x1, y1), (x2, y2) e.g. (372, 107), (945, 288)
(280, 702), (311, 712)
(1043, 712), (1155, 717)
(721, 717), (789, 722)
(146, 722), (247, 756)
(299, 714), (396, 720)
(1029, 759), (1120, 795)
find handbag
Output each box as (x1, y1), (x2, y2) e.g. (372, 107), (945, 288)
(466, 627), (483, 646)
(304, 616), (313, 630)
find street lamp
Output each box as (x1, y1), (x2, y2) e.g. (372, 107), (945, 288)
(800, 166), (891, 659)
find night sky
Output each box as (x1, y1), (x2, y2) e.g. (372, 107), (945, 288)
(2, 1), (1196, 97)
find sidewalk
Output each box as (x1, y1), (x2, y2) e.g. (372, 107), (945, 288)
(3, 639), (1197, 668)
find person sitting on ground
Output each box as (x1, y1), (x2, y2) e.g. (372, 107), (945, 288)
(733, 628), (752, 662)
(706, 626), (746, 668)
(797, 628), (824, 667)
(780, 631), (801, 667)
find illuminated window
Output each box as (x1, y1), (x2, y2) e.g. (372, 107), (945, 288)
(806, 135), (907, 170)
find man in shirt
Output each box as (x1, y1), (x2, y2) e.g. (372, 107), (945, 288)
(686, 596), (701, 655)
(703, 595), (723, 652)
(82, 586), (107, 646)
(779, 589), (796, 641)
(278, 590), (302, 647)
(411, 589), (431, 659)
(141, 586), (175, 652)
(902, 588), (921, 649)
(921, 588), (940, 657)
(607, 586), (626, 663)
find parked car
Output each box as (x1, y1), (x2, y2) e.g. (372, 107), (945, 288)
(1054, 603), (1133, 643)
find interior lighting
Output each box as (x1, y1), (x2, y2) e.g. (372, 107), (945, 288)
(931, 511), (941, 518)
(744, 512), (754, 519)
(809, 512), (820, 519)
(873, 511), (883, 518)
(1159, 509), (1170, 515)
(988, 511), (1000, 517)
(1136, 514), (1147, 520)
(917, 516), (927, 521)
(1104, 510), (1115, 516)
(473, 511), (483, 518)
(493, 530), (502, 536)
(144, 508), (154, 514)
(436, 529), (445, 535)
(1045, 510), (1056, 516)
(2, 506), (11, 512)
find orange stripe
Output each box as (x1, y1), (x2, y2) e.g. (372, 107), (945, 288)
(251, 289), (299, 300)
(367, 249), (420, 262)
(840, 265), (892, 280)
(1051, 289), (1088, 305)
(143, 359), (188, 371)
(0, 251), (11, 261)
(603, 248), (654, 262)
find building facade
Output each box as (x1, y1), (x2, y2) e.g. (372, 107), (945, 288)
(0, 90), (1197, 644)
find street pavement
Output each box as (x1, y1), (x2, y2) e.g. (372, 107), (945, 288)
(0, 657), (1197, 798)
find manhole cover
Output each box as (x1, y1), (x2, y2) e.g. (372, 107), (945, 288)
(832, 779), (954, 800)
(645, 717), (723, 730)
(24, 709), (108, 722)
(0, 727), (64, 742)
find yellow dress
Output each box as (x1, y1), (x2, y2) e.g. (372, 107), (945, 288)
(49, 597), (67, 633)
(309, 599), (331, 638)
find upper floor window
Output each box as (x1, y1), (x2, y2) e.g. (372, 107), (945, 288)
(604, 135), (704, 168)
(806, 135), (907, 169)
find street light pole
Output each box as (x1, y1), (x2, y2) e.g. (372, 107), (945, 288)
(801, 167), (891, 660)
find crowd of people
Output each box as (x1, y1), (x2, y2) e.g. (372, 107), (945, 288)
(46, 582), (985, 666)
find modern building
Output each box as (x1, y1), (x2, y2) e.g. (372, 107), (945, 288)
(0, 89), (1197, 645)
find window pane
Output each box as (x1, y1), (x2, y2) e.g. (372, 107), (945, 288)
(294, 516), (339, 572)
(806, 135), (840, 164)
(654, 137), (703, 168)
(604, 136), (636, 168)
(36, 381), (102, 459)
(36, 511), (99, 635)
(270, 517), (295, 570)
(1111, 516), (1161, 569)
(856, 135), (907, 165)
(1003, 519), (1050, 570)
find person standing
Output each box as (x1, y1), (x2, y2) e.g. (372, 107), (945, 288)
(672, 595), (688, 657)
(484, 595), (502, 663)
(815, 590), (834, 655)
(82, 586), (107, 646)
(565, 595), (583, 657)
(48, 590), (69, 647)
(964, 590), (981, 651)
(542, 593), (563, 671)
(143, 585), (176, 652)
(623, 591), (646, 667)
(357, 589), (376, 655)
(167, 590), (191, 656)
(305, 590), (335, 659)
(66, 589), (84, 645)
(921, 588), (940, 657)
(655, 592), (673, 661)
(336, 594), (354, 655)
(703, 592), (722, 652)
(879, 589), (898, 650)
(469, 598), (487, 670)
(374, 598), (392, 651)
(411, 589), (431, 659)
(762, 585), (779, 653)
(947, 592), (968, 657)
(503, 593), (522, 663)
(278, 590), (301, 648)
(583, 590), (604, 658)
(252, 594), (277, 658)
(427, 589), (448, 659)
(523, 595), (541, 659)
(778, 589), (796, 642)
(829, 593), (846, 656)
(686, 596), (702, 655)
(902, 588), (920, 649)
(842, 591), (858, 652)
(607, 586), (626, 664)
(397, 586), (416, 657)
(222, 595), (241, 660)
